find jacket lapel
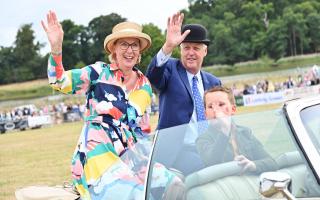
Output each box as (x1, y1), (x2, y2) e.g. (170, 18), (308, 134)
(177, 62), (193, 98)
(201, 71), (210, 90)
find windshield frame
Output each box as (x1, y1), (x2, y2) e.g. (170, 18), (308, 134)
(143, 130), (159, 200)
(284, 96), (320, 184)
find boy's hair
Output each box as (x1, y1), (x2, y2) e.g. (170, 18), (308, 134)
(204, 86), (236, 107)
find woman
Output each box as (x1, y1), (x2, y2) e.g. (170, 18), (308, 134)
(41, 11), (161, 200)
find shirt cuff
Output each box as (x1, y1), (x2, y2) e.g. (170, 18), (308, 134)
(156, 48), (171, 67)
(51, 51), (62, 56)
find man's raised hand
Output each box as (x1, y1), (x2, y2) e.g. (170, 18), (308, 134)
(162, 12), (190, 55)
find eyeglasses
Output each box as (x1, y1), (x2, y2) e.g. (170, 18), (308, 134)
(118, 41), (140, 51)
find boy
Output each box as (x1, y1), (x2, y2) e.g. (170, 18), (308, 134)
(196, 86), (278, 174)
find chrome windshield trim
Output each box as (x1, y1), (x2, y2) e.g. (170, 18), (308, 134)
(284, 96), (320, 184)
(143, 130), (159, 200)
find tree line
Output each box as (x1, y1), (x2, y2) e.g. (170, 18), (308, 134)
(1, 0), (320, 84)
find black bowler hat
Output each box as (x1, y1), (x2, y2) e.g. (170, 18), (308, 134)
(181, 24), (210, 46)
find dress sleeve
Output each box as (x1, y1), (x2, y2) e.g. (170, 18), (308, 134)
(47, 54), (93, 94)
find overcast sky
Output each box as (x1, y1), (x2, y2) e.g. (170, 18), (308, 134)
(0, 0), (189, 53)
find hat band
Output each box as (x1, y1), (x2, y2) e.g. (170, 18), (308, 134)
(115, 28), (142, 34)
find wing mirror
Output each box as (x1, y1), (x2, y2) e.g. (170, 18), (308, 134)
(259, 172), (297, 200)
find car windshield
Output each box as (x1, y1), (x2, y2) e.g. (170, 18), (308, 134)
(300, 104), (320, 154)
(145, 108), (320, 199)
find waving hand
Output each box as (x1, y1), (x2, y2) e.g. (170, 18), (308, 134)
(41, 10), (64, 54)
(162, 12), (190, 55)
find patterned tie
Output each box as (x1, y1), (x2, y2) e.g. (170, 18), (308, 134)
(192, 76), (206, 121)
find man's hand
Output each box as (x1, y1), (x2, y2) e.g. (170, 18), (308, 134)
(162, 12), (190, 55)
(235, 155), (257, 173)
(208, 109), (232, 136)
(41, 10), (64, 54)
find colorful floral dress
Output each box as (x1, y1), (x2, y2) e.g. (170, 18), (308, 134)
(47, 54), (159, 199)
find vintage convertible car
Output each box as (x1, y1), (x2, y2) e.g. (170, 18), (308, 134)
(145, 95), (320, 200)
(15, 95), (320, 200)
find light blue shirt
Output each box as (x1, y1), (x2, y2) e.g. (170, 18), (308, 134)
(156, 48), (171, 66)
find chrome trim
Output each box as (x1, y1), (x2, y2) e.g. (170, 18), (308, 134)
(143, 130), (159, 200)
(284, 96), (320, 183)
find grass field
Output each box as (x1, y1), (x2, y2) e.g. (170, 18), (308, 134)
(0, 122), (81, 200)
(0, 79), (52, 102)
(0, 103), (281, 199)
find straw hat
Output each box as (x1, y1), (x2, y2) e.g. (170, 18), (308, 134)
(104, 21), (152, 54)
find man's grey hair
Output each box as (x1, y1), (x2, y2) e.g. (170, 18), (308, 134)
(180, 43), (207, 49)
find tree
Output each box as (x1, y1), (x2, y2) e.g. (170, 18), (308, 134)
(209, 22), (234, 64)
(306, 13), (320, 52)
(87, 14), (126, 63)
(239, 1), (274, 59)
(61, 20), (84, 69)
(187, 0), (214, 19)
(13, 24), (42, 82)
(78, 27), (92, 65)
(295, 1), (320, 53)
(265, 19), (287, 61)
(139, 23), (165, 73)
(0, 47), (15, 84)
(283, 8), (306, 56)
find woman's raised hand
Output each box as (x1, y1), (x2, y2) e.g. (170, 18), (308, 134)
(41, 10), (64, 54)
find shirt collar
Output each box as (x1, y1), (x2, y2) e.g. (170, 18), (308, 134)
(186, 70), (202, 83)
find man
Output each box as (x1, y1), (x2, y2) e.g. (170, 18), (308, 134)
(196, 86), (278, 174)
(146, 12), (221, 130)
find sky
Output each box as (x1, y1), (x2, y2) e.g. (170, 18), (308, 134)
(0, 0), (189, 53)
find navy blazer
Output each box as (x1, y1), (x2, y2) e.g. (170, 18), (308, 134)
(146, 56), (221, 130)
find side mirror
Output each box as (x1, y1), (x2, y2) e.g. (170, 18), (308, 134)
(259, 172), (297, 200)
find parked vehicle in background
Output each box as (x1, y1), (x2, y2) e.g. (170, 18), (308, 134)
(0, 118), (28, 133)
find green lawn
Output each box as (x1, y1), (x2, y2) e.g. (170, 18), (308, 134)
(0, 122), (81, 200)
(0, 118), (161, 200)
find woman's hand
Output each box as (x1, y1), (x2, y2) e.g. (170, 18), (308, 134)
(162, 12), (190, 55)
(41, 10), (64, 54)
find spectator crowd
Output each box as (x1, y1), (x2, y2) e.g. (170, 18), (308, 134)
(0, 102), (86, 125)
(231, 65), (320, 97)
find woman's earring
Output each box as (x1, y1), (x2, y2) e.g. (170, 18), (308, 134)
(136, 55), (141, 64)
